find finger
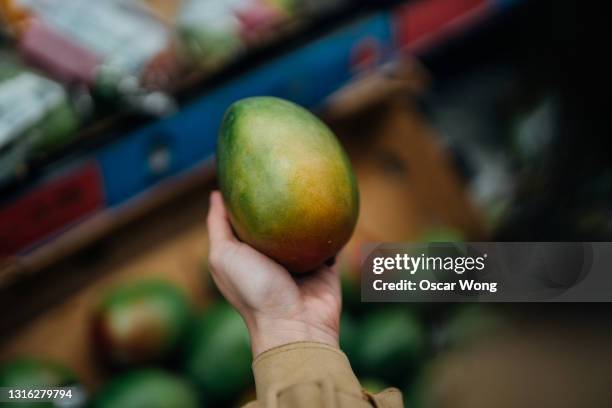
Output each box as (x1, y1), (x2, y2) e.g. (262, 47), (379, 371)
(207, 191), (236, 245)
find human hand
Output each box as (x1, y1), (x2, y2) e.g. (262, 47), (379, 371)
(206, 191), (341, 357)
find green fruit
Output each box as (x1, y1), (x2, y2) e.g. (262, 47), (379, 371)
(183, 303), (252, 403)
(217, 97), (359, 273)
(355, 309), (427, 382)
(92, 369), (199, 408)
(92, 280), (191, 366)
(0, 358), (81, 408)
(443, 305), (507, 349)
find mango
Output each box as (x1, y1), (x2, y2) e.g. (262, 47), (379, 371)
(354, 309), (427, 382)
(182, 303), (252, 404)
(0, 358), (82, 408)
(92, 369), (199, 408)
(217, 97), (359, 273)
(92, 280), (191, 366)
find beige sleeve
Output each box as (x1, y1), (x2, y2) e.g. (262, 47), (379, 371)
(242, 341), (404, 408)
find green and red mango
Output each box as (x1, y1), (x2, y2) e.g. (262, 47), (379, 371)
(92, 280), (191, 366)
(217, 97), (359, 273)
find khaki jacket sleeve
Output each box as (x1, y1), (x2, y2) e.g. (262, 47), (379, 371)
(242, 341), (404, 408)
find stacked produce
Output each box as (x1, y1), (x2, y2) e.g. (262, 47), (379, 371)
(0, 279), (252, 407)
(0, 272), (509, 407)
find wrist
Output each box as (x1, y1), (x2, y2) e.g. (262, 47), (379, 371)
(247, 315), (339, 357)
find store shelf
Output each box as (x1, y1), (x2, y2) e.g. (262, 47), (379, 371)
(0, 11), (394, 280)
(0, 0), (526, 283)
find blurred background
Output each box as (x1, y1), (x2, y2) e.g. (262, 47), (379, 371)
(1, 0), (611, 407)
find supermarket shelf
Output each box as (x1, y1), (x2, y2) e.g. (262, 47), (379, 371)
(0, 11), (395, 281)
(0, 159), (215, 288)
(0, 0), (526, 284)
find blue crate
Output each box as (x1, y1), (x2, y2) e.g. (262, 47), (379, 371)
(99, 12), (393, 206)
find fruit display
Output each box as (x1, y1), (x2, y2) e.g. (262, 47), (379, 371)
(92, 369), (199, 408)
(182, 302), (252, 404)
(0, 51), (79, 185)
(0, 282), (511, 408)
(217, 96), (359, 273)
(92, 280), (191, 366)
(0, 357), (84, 408)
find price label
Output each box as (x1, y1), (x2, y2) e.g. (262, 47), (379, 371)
(0, 162), (104, 256)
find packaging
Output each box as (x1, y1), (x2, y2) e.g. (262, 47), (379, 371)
(1, 0), (179, 113)
(0, 52), (79, 185)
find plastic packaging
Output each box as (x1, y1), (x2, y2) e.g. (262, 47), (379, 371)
(0, 52), (79, 185)
(2, 0), (179, 114)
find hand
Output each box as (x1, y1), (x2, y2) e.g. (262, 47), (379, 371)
(206, 191), (341, 357)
